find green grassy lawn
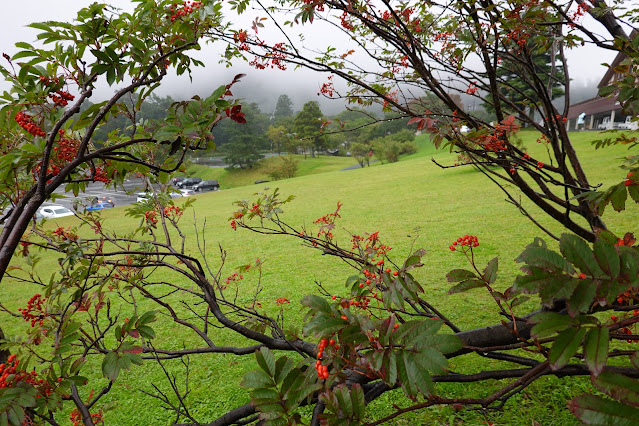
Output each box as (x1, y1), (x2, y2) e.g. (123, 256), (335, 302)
(185, 154), (356, 190)
(2, 130), (637, 424)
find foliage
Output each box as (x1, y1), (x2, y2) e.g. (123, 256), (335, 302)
(273, 94), (294, 123)
(224, 134), (266, 169)
(350, 142), (371, 168)
(1, 0), (639, 425)
(266, 155), (298, 180)
(294, 101), (327, 158)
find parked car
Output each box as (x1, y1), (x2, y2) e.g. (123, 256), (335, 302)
(179, 189), (195, 197)
(85, 202), (115, 212)
(136, 192), (154, 203)
(619, 116), (639, 131)
(39, 205), (74, 219)
(192, 180), (220, 192)
(91, 196), (115, 207)
(176, 177), (202, 189)
(171, 176), (186, 186)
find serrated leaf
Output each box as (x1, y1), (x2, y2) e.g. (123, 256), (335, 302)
(549, 326), (587, 370)
(593, 370), (639, 406)
(594, 240), (621, 278)
(256, 347), (276, 377)
(382, 350), (397, 386)
(101, 352), (120, 381)
(301, 294), (331, 313)
(483, 257), (498, 284)
(351, 384), (366, 420)
(584, 327), (609, 376)
(274, 356), (295, 385)
(334, 385), (353, 418)
(567, 280), (598, 317)
(446, 268), (477, 283)
(240, 369), (274, 389)
(569, 394), (639, 425)
(611, 184), (628, 212)
(448, 279), (484, 294)
(560, 234), (602, 277)
(530, 312), (575, 339)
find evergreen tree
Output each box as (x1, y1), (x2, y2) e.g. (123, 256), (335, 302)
(483, 46), (565, 119)
(273, 94), (294, 123)
(294, 101), (326, 157)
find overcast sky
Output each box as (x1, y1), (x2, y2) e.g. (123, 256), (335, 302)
(0, 1), (623, 113)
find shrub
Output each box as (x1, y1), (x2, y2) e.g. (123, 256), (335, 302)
(267, 155), (299, 180)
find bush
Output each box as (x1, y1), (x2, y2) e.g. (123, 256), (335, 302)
(399, 141), (418, 155)
(384, 141), (401, 163)
(267, 155), (299, 180)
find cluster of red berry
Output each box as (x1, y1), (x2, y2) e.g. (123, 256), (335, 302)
(315, 338), (337, 380)
(225, 272), (243, 286)
(92, 166), (111, 184)
(318, 76), (335, 97)
(70, 390), (104, 425)
(449, 235), (479, 251)
(19, 294), (48, 327)
(302, 0), (325, 12)
(275, 297), (290, 306)
(49, 90), (74, 107)
(163, 205), (183, 219)
(144, 210), (158, 227)
(15, 111), (46, 137)
(625, 172), (636, 187)
(53, 226), (78, 242)
(165, 1), (202, 22)
(39, 75), (60, 86)
(53, 130), (80, 163)
(610, 311), (639, 343)
(0, 355), (39, 390)
(33, 162), (61, 180)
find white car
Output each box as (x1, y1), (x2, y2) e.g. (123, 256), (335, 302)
(179, 189), (195, 196)
(136, 192), (154, 203)
(39, 205), (74, 219)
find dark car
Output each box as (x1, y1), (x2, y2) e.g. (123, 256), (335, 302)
(171, 176), (186, 186)
(192, 180), (220, 192)
(176, 177), (202, 189)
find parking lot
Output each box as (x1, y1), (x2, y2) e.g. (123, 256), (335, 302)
(50, 178), (150, 210)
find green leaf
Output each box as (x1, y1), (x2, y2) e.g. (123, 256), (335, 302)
(448, 279), (485, 294)
(549, 326), (587, 370)
(273, 356), (295, 385)
(516, 238), (575, 274)
(240, 369), (274, 389)
(301, 294), (331, 313)
(334, 384), (353, 418)
(567, 280), (598, 317)
(584, 327), (609, 376)
(382, 349), (397, 386)
(593, 370), (639, 406)
(256, 347), (276, 377)
(482, 257), (498, 284)
(594, 240), (621, 278)
(446, 269), (477, 282)
(530, 312), (575, 338)
(136, 325), (155, 339)
(611, 184), (627, 212)
(560, 234), (602, 277)
(101, 352), (120, 381)
(350, 384), (366, 420)
(569, 394), (639, 425)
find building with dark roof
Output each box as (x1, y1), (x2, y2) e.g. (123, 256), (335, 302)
(567, 32), (636, 131)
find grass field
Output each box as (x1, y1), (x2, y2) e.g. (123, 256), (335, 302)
(2, 130), (637, 424)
